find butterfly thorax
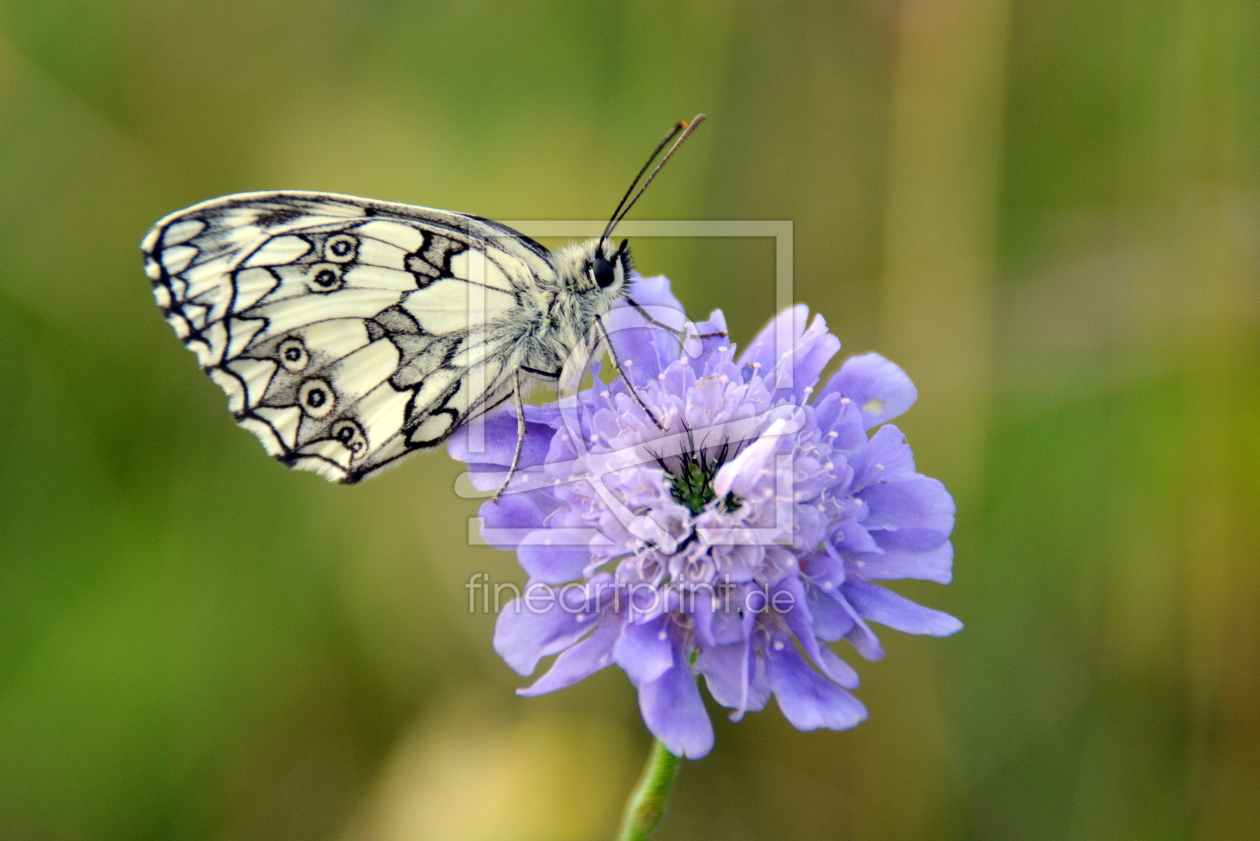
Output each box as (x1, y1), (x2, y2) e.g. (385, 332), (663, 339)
(518, 238), (632, 376)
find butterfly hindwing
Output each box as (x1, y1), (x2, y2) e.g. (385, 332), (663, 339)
(142, 191), (552, 482)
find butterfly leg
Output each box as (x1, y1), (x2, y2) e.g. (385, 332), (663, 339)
(521, 366), (564, 412)
(596, 317), (667, 431)
(493, 370), (528, 502)
(522, 366), (560, 381)
(625, 296), (728, 341)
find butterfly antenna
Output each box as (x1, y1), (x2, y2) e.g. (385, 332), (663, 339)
(601, 121), (685, 247)
(600, 114), (707, 247)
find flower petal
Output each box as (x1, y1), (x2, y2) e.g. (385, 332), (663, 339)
(707, 594), (749, 646)
(494, 597), (591, 676)
(481, 493), (547, 531)
(517, 529), (595, 584)
(773, 575), (823, 661)
(447, 410), (554, 469)
(834, 521), (882, 555)
(518, 612), (625, 696)
(606, 275), (688, 379)
(691, 591), (719, 648)
(831, 590), (885, 660)
(614, 615), (675, 685)
(694, 642), (745, 709)
(776, 313), (841, 403)
(803, 547), (847, 591)
(691, 310), (730, 361)
(765, 637), (867, 731)
(852, 530), (954, 584)
(860, 475), (955, 535)
(808, 586), (856, 642)
(841, 578), (963, 636)
(627, 273), (685, 311)
(813, 393), (868, 452)
(773, 575), (860, 688)
(817, 353), (917, 429)
(817, 645), (860, 689)
(739, 304), (808, 377)
(639, 661), (715, 759)
(848, 424), (916, 488)
(713, 417), (796, 499)
(695, 639), (770, 718)
(478, 493), (553, 551)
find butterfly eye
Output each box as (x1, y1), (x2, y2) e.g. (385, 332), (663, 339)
(298, 379), (336, 419)
(278, 338), (309, 373)
(325, 234), (358, 263)
(591, 256), (617, 289)
(309, 263), (344, 292)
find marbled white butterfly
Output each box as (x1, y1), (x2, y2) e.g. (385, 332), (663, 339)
(142, 116), (708, 487)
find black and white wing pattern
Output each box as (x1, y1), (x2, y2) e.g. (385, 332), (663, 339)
(142, 191), (554, 483)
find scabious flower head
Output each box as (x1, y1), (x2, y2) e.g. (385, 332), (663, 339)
(449, 277), (961, 759)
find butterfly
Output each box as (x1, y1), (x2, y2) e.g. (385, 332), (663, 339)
(142, 116), (709, 487)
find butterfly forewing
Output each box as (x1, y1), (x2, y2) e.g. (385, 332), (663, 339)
(143, 191), (555, 483)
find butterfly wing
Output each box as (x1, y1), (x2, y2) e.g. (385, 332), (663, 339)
(142, 191), (555, 483)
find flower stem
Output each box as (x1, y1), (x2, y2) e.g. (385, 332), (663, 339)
(615, 739), (682, 841)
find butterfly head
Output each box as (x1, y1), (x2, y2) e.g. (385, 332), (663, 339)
(586, 237), (633, 295)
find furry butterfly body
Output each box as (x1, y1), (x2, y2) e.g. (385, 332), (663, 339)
(142, 190), (631, 483)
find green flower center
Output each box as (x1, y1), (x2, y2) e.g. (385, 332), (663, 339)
(666, 455), (741, 515)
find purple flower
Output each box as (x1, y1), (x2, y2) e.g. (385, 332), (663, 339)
(449, 277), (961, 759)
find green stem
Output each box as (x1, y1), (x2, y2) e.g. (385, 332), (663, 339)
(615, 739), (683, 841)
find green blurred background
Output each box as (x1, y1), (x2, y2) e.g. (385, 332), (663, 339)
(1, 1), (1257, 838)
